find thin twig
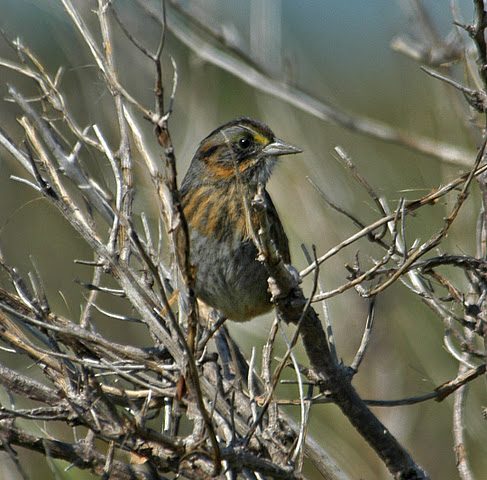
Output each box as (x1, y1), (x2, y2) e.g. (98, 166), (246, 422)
(350, 298), (376, 373)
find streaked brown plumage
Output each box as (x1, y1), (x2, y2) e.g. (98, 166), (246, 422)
(181, 118), (301, 321)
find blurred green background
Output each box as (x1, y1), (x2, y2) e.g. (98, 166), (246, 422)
(0, 0), (485, 479)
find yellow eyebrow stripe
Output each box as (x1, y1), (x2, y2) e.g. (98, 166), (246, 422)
(253, 132), (268, 145)
(240, 125), (269, 146)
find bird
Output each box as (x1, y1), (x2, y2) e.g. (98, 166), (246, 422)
(181, 117), (302, 321)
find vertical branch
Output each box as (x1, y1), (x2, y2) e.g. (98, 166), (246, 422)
(455, 3), (487, 464)
(472, 1), (487, 92)
(453, 364), (474, 480)
(97, 0), (133, 262)
(149, 5), (221, 472)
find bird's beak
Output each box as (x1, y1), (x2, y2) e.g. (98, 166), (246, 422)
(262, 138), (302, 156)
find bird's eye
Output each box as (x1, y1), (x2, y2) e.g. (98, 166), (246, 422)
(238, 135), (252, 150)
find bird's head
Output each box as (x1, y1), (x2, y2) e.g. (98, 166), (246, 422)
(190, 117), (302, 186)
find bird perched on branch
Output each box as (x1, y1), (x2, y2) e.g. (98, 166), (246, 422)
(181, 118), (301, 321)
